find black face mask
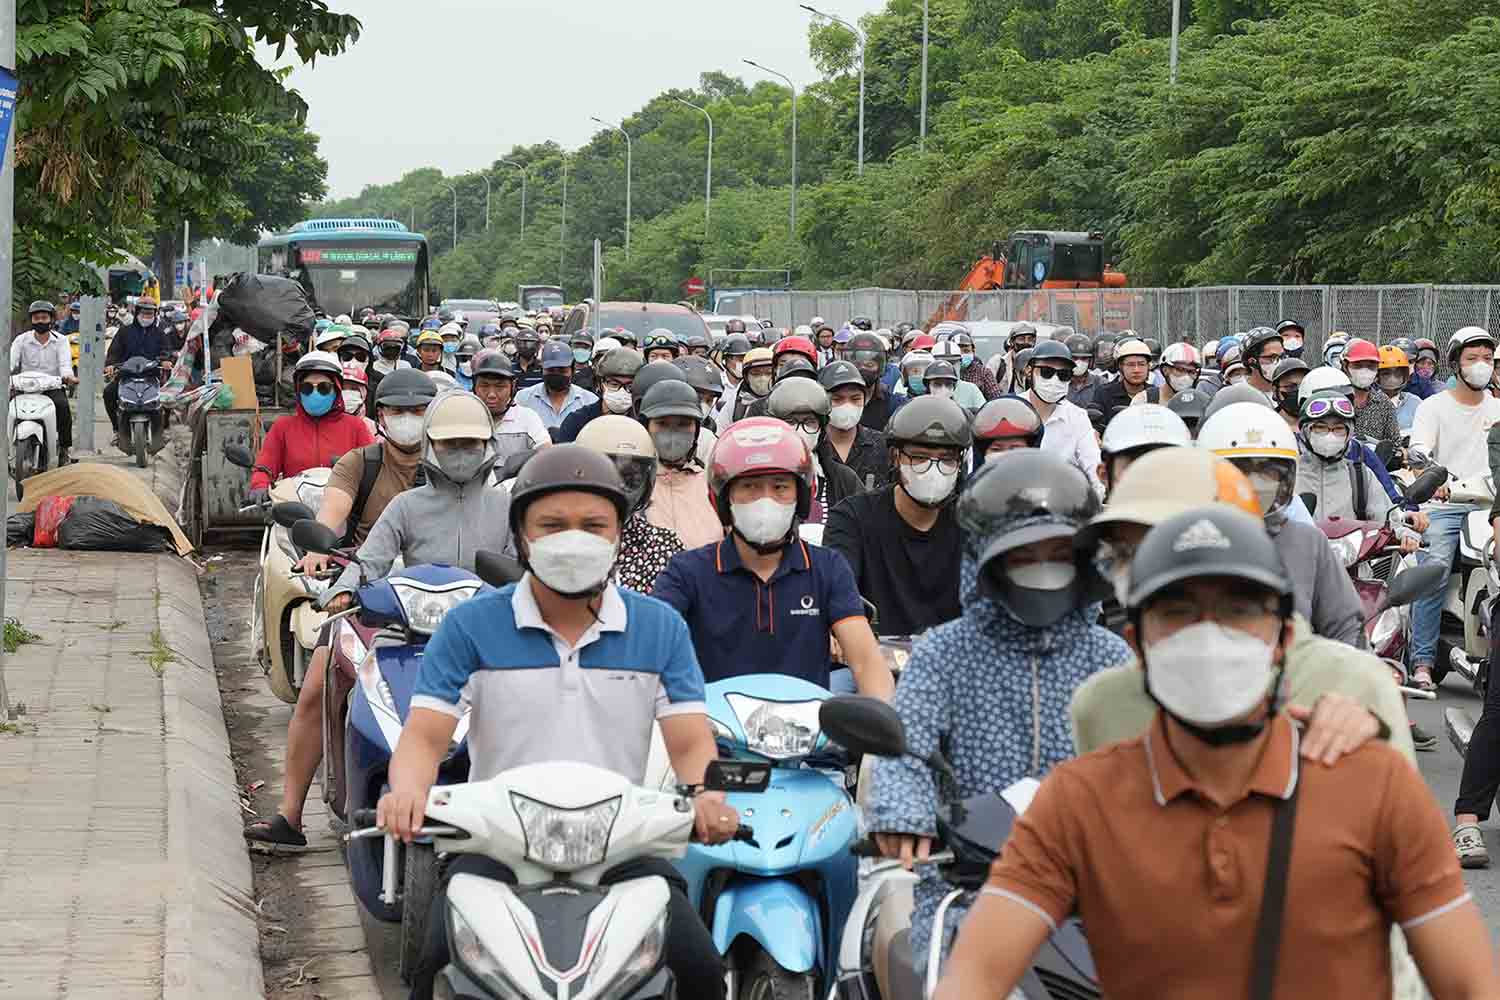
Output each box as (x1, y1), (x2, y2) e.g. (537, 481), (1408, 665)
(859, 366), (880, 387)
(517, 342), (539, 359)
(544, 372), (571, 392)
(1276, 388), (1299, 414)
(31, 321), (52, 335)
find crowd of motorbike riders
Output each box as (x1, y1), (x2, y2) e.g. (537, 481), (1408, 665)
(222, 301), (1500, 998)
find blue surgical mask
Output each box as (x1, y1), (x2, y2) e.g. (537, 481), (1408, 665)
(908, 374), (925, 394)
(960, 354), (974, 369)
(443, 341), (458, 354)
(573, 348), (591, 364)
(300, 387), (335, 417)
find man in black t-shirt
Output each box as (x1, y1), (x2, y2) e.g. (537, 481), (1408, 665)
(824, 396), (971, 636)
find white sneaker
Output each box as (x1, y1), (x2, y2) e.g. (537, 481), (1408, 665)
(1454, 824), (1489, 869)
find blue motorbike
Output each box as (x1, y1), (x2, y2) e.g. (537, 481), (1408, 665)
(674, 674), (860, 1000)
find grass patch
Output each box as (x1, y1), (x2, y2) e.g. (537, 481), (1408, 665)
(4, 618), (41, 653)
(140, 630), (175, 677)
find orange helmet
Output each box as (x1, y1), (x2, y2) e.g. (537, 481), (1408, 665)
(1378, 345), (1410, 369)
(1342, 338), (1380, 365)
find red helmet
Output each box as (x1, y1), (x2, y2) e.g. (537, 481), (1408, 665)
(910, 333), (937, 351)
(377, 327), (405, 345)
(772, 336), (817, 366)
(1342, 338), (1379, 365)
(340, 361), (369, 387)
(707, 417), (816, 524)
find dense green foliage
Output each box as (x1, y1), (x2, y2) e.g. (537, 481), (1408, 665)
(16, 0), (358, 303)
(325, 0), (1500, 302)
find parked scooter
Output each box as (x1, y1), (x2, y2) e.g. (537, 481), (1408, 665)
(114, 354), (169, 468)
(347, 758), (766, 1000)
(672, 674), (859, 1000)
(819, 696), (1100, 1000)
(8, 370), (63, 500)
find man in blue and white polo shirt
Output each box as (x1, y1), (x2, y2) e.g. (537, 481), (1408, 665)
(381, 445), (735, 1000)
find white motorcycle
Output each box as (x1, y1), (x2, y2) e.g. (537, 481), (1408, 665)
(349, 758), (766, 1000)
(8, 370), (63, 500)
(1432, 473), (1494, 693)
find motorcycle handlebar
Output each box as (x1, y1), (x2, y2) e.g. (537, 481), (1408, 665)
(851, 836), (884, 858)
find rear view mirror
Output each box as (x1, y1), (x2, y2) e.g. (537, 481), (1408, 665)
(291, 519), (340, 556)
(474, 549), (525, 588)
(272, 501), (315, 528)
(819, 696), (907, 758)
(1404, 466), (1449, 506)
(1385, 562), (1448, 610)
(224, 443), (254, 469)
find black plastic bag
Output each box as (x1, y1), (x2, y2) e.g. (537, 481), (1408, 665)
(214, 272), (316, 341)
(55, 497), (175, 553)
(6, 511), (35, 547)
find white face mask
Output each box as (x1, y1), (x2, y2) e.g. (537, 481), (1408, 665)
(1259, 361), (1279, 382)
(1378, 371), (1406, 393)
(731, 497), (796, 545)
(342, 390), (365, 414)
(603, 387), (634, 414)
(900, 463), (959, 506)
(1226, 371), (1247, 386)
(829, 402), (863, 430)
(382, 413), (425, 448)
(1168, 373), (1195, 393)
(795, 426), (821, 454)
(930, 384), (955, 400)
(1248, 472), (1284, 516)
(1307, 429), (1349, 459)
(373, 358), (397, 376)
(1032, 379), (1068, 404)
(1462, 361), (1495, 390)
(1008, 561), (1077, 591)
(1348, 368), (1377, 390)
(1283, 336), (1303, 352)
(1073, 359), (1089, 377)
(1147, 622), (1276, 726)
(527, 529), (618, 596)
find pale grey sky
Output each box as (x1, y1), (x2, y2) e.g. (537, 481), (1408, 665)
(263, 0), (887, 199)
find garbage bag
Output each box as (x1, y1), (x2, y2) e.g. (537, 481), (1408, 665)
(213, 272), (315, 342)
(6, 511), (35, 547)
(33, 495), (76, 548)
(55, 496), (175, 553)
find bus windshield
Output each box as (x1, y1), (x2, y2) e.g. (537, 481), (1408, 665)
(294, 242), (426, 318)
(520, 286), (565, 312)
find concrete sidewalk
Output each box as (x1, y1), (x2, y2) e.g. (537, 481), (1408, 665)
(0, 407), (264, 998)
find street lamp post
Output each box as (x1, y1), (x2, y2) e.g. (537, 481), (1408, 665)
(920, 0), (929, 151)
(743, 59), (797, 239)
(443, 183), (457, 251)
(500, 159), (528, 242)
(801, 4), (865, 176)
(591, 117), (633, 258)
(559, 154), (569, 287)
(483, 175), (491, 231)
(1169, 0), (1181, 85)
(672, 96), (714, 238)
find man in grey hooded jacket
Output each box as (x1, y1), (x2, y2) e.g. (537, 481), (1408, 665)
(327, 389), (516, 604)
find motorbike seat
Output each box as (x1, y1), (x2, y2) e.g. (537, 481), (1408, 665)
(873, 882), (918, 1000)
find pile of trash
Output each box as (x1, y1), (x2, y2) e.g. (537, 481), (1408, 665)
(6, 463), (194, 555)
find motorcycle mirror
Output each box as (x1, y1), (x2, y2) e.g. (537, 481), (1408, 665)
(224, 442), (255, 469)
(1300, 492), (1318, 518)
(474, 549), (525, 588)
(1385, 562), (1448, 610)
(703, 759), (772, 794)
(1404, 465), (1449, 506)
(272, 501), (315, 529)
(291, 519), (340, 556)
(819, 696), (907, 758)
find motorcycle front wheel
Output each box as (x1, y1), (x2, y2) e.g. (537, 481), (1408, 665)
(742, 951), (816, 1000)
(133, 422), (148, 467)
(14, 438), (38, 499)
(400, 843), (440, 984)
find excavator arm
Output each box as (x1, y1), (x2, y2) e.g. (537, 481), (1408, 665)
(926, 241), (1008, 329)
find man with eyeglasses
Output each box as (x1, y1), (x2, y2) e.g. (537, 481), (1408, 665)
(1243, 325), (1285, 396)
(1025, 340), (1104, 494)
(1085, 337), (1159, 418)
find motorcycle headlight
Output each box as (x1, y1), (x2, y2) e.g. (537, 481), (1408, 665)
(448, 904), (530, 1000)
(510, 793), (621, 871)
(592, 909), (667, 1000)
(355, 648), (399, 722)
(724, 693), (823, 759)
(1370, 607), (1401, 652)
(391, 581), (480, 635)
(335, 620), (368, 669)
(1327, 530), (1364, 569)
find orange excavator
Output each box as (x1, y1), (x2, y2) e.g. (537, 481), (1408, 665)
(926, 231), (1130, 332)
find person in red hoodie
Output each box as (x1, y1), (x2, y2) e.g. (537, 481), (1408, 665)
(246, 351), (375, 501)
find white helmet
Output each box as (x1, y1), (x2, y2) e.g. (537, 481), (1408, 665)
(1197, 401), (1299, 516)
(1202, 338), (1221, 364)
(592, 336), (622, 360)
(334, 314), (352, 325)
(1114, 337), (1152, 363)
(313, 325), (346, 350)
(1160, 342), (1201, 368)
(902, 349), (934, 374)
(451, 310), (467, 327)
(1298, 365), (1353, 405)
(794, 324), (815, 339)
(931, 339), (963, 362)
(1101, 403), (1192, 458)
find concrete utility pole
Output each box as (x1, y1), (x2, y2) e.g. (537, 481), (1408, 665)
(802, 5), (865, 176)
(0, 0), (15, 718)
(443, 183), (458, 251)
(500, 159), (527, 243)
(591, 118), (632, 259)
(182, 219), (190, 296)
(1169, 0), (1181, 85)
(559, 154), (569, 287)
(75, 296), (104, 452)
(920, 0), (929, 151)
(673, 96), (714, 238)
(744, 59), (797, 239)
(483, 175), (491, 232)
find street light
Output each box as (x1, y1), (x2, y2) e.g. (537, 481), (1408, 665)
(920, 0), (929, 151)
(1169, 0), (1181, 85)
(672, 96), (713, 238)
(482, 175), (491, 231)
(442, 183), (458, 251)
(499, 159), (528, 242)
(591, 116), (633, 258)
(559, 153), (570, 287)
(743, 59), (797, 239)
(801, 4), (865, 176)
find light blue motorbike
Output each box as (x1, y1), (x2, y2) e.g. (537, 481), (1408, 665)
(674, 674), (860, 999)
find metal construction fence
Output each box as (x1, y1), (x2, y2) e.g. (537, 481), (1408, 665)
(735, 285), (1500, 362)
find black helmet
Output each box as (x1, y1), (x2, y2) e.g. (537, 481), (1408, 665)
(846, 331), (886, 385)
(1013, 347), (1034, 373)
(1243, 326), (1283, 361)
(773, 355), (817, 383)
(1126, 505), (1291, 612)
(973, 395), (1043, 449)
(508, 444), (631, 538)
(1165, 388), (1211, 436)
(27, 300), (56, 318)
(472, 350), (515, 379)
(886, 395), (973, 449)
(631, 360), (689, 410)
(674, 355), (725, 397)
(338, 332), (372, 357)
(1143, 337), (1163, 362)
(721, 333), (752, 358)
(1064, 333), (1093, 358)
(725, 318), (747, 335)
(1007, 322), (1037, 348)
(1270, 356), (1309, 385)
(373, 368), (438, 408)
(1027, 340), (1072, 366)
(924, 360), (960, 386)
(768, 378), (831, 423)
(851, 315), (874, 331)
(596, 347), (645, 380)
(1093, 333), (1119, 366)
(894, 321), (915, 337)
(818, 359), (866, 395)
(639, 378), (705, 422)
(1274, 319), (1305, 337)
(1388, 336), (1416, 360)
(951, 329), (976, 350)
(957, 450), (1101, 627)
(682, 332), (710, 353)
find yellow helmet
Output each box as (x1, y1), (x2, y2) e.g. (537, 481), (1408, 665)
(1378, 345), (1410, 370)
(416, 329), (444, 348)
(744, 347), (774, 368)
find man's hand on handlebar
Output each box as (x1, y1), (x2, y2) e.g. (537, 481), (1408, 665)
(245, 487), (268, 507)
(692, 790), (740, 846)
(376, 782), (431, 843)
(875, 832), (934, 870)
(1407, 510), (1430, 533)
(103, 366), (116, 380)
(323, 592), (353, 614)
(294, 552), (334, 577)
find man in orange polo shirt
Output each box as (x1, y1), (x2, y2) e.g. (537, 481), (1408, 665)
(937, 505), (1495, 1000)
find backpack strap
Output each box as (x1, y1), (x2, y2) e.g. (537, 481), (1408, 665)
(344, 442), (385, 546)
(1349, 453), (1369, 522)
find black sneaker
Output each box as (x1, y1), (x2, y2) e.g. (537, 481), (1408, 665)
(1411, 723), (1439, 752)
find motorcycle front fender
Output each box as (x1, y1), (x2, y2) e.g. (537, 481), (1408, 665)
(712, 876), (822, 975)
(291, 600), (328, 649)
(13, 420), (42, 442)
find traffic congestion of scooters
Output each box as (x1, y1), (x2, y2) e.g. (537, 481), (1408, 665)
(217, 304), (1500, 1000)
